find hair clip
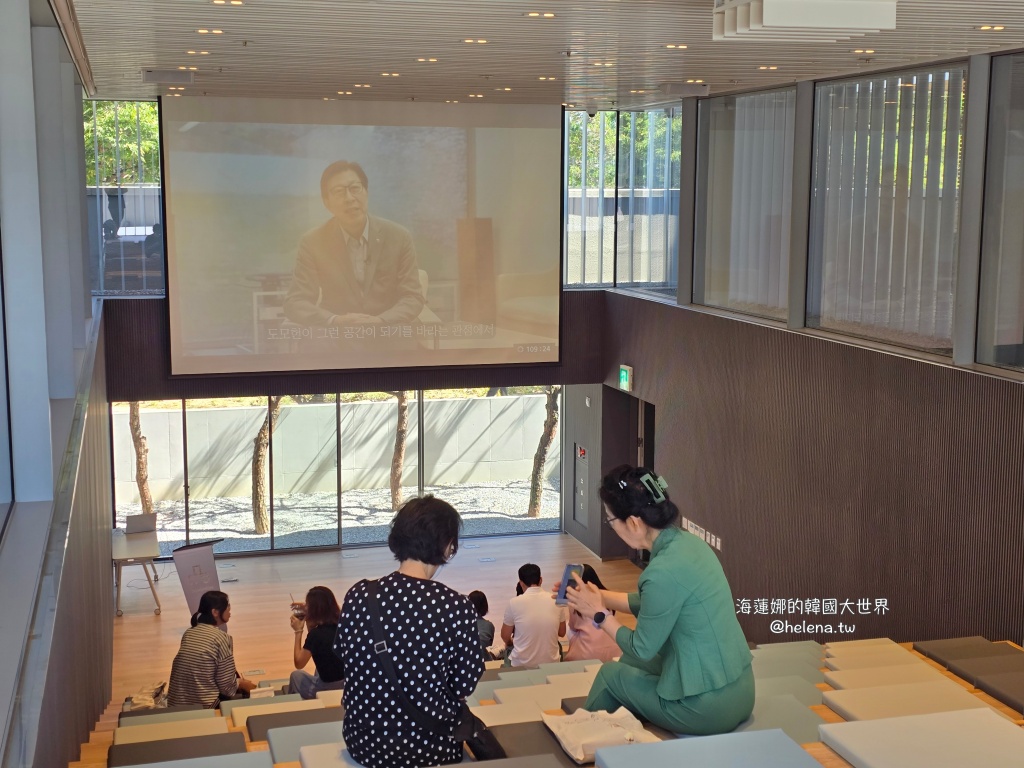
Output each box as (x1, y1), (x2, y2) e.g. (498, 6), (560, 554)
(617, 479), (629, 489)
(638, 472), (668, 503)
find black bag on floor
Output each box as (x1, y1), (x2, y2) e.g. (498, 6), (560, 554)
(365, 579), (507, 761)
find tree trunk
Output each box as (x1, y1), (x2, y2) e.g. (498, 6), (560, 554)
(251, 396), (284, 535)
(528, 385), (562, 518)
(128, 401), (154, 515)
(390, 390), (410, 510)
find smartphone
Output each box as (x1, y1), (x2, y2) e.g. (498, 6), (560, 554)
(556, 563), (584, 605)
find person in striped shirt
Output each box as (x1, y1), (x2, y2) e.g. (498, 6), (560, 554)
(168, 590), (257, 708)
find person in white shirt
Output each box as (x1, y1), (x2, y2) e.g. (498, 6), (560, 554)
(501, 563), (567, 667)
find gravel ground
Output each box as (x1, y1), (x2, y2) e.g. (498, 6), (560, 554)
(118, 479), (562, 556)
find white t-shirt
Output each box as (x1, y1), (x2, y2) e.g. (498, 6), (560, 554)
(503, 586), (568, 667)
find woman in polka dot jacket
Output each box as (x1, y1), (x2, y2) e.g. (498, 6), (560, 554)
(336, 496), (484, 767)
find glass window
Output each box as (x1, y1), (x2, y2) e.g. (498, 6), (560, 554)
(185, 397), (269, 554)
(616, 109), (681, 297)
(695, 89), (796, 319)
(564, 112), (617, 286)
(272, 394), (339, 549)
(422, 387), (561, 536)
(808, 66), (967, 352)
(84, 100), (164, 295)
(340, 391), (420, 546)
(111, 400), (185, 557)
(978, 54), (1024, 370)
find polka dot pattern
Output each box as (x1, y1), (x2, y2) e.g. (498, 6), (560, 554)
(337, 572), (484, 768)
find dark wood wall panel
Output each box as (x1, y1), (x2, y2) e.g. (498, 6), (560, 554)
(603, 292), (1024, 645)
(104, 291), (603, 401)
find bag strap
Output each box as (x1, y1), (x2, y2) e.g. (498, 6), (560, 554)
(364, 579), (453, 737)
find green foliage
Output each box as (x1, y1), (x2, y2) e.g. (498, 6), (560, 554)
(84, 100), (161, 186)
(566, 110), (682, 190)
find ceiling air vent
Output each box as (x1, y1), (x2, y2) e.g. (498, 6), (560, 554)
(142, 69), (195, 85)
(713, 0), (897, 42)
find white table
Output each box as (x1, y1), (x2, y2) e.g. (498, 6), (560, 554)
(112, 530), (162, 615)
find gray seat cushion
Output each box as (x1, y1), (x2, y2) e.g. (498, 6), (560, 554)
(595, 729), (821, 768)
(975, 669), (1024, 714)
(946, 651), (1024, 685)
(106, 732), (246, 767)
(912, 637), (1018, 667)
(247, 703), (344, 741)
(819, 709), (1024, 768)
(118, 705), (205, 724)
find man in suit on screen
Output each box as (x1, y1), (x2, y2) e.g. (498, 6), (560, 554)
(283, 160), (425, 330)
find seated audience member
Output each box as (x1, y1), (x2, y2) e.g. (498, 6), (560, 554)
(564, 564), (620, 663)
(168, 590), (257, 708)
(468, 590), (495, 661)
(567, 465), (754, 735)
(501, 563), (567, 667)
(337, 496), (483, 768)
(289, 585), (346, 699)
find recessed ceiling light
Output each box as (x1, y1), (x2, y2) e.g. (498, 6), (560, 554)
(213, 0), (225, 4)
(230, 0), (243, 4)
(381, 73), (399, 77)
(852, 48), (876, 54)
(211, 29), (223, 34)
(188, 50), (197, 54)
(174, 93), (181, 97)
(758, 65), (778, 70)
(354, 84), (371, 88)
(188, 66), (197, 71)
(977, 25), (1004, 30)
(178, 66), (186, 70)
(665, 44), (687, 49)
(196, 29), (209, 33)
(629, 89), (647, 94)
(539, 76), (556, 81)
(200, 51), (209, 55)
(686, 79), (704, 83)
(543, 13), (555, 17)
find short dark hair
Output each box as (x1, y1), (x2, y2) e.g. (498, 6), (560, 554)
(304, 585), (341, 628)
(320, 160), (369, 200)
(388, 495), (462, 565)
(599, 464), (680, 529)
(192, 590), (229, 627)
(468, 590), (489, 617)
(518, 563), (541, 587)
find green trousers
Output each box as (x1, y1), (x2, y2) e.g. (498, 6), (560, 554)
(583, 655), (755, 735)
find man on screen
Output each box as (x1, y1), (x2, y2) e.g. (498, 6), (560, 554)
(283, 160), (424, 330)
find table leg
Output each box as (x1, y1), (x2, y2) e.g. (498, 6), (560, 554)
(142, 559), (162, 615)
(149, 561), (160, 581)
(116, 561), (124, 617)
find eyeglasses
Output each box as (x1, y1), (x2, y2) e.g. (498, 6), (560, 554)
(328, 182), (366, 198)
(604, 517), (619, 528)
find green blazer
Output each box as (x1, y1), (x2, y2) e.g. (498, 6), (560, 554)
(615, 526), (752, 700)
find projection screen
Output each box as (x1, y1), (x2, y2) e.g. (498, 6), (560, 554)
(161, 97), (562, 375)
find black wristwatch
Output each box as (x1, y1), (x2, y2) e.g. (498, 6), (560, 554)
(593, 611), (607, 626)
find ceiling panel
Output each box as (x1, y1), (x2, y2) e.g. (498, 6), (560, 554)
(68, 0), (1024, 108)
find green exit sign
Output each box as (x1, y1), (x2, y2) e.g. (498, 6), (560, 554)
(619, 364), (633, 392)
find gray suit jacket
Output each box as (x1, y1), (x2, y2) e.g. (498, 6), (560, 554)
(283, 215), (424, 327)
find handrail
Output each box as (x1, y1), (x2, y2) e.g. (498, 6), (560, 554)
(0, 301), (107, 768)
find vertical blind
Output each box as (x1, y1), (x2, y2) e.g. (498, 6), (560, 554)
(808, 66), (967, 352)
(695, 89), (796, 319)
(616, 108), (681, 294)
(564, 112), (617, 286)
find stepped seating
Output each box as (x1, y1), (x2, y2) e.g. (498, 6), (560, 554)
(78, 635), (1024, 768)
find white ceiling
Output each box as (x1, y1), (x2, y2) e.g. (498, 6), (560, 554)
(66, 0), (1024, 109)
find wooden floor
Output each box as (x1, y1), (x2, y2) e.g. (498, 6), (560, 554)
(106, 533), (636, 706)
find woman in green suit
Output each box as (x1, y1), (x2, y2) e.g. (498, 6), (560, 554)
(565, 464), (754, 734)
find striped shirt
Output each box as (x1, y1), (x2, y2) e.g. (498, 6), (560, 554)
(168, 623), (238, 708)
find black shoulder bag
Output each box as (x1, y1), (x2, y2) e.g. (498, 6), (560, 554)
(364, 579), (506, 761)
